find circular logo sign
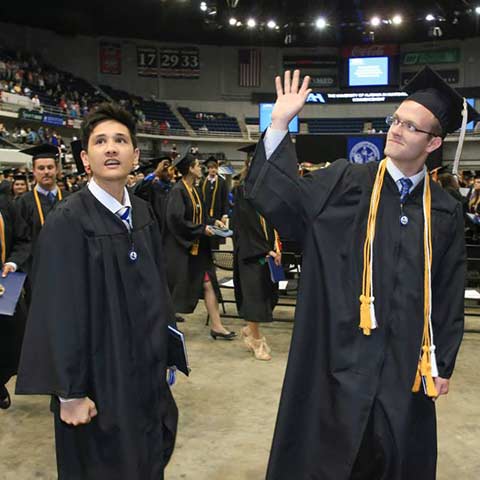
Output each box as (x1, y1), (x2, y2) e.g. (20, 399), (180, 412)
(349, 141), (381, 164)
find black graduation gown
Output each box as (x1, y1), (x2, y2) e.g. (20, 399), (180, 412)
(16, 188), (178, 480)
(15, 188), (70, 271)
(0, 196), (31, 385)
(245, 135), (465, 480)
(200, 176), (229, 249)
(164, 181), (221, 313)
(232, 184), (278, 323)
(133, 178), (172, 236)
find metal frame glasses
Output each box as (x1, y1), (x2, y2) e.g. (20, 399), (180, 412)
(385, 114), (438, 136)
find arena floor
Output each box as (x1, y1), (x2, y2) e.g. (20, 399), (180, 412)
(1, 300), (479, 480)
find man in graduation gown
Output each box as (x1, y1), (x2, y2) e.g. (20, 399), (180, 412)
(0, 194), (31, 409)
(16, 103), (178, 480)
(245, 68), (470, 479)
(200, 156), (229, 249)
(132, 156), (173, 235)
(16, 144), (70, 260)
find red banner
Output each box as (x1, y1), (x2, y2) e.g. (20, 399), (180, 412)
(99, 43), (122, 75)
(341, 44), (399, 58)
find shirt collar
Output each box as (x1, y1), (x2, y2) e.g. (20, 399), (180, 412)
(208, 174), (217, 182)
(87, 177), (131, 216)
(386, 158), (426, 192)
(36, 184), (58, 196)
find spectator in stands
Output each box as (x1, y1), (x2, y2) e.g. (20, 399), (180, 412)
(438, 172), (467, 214)
(31, 94), (41, 110)
(468, 175), (480, 213)
(0, 123), (9, 139)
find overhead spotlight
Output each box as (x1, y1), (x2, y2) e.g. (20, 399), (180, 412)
(315, 17), (327, 29)
(236, 21), (242, 27)
(370, 16), (381, 27)
(476, 6), (480, 15)
(425, 14), (435, 22)
(200, 2), (207, 12)
(229, 17), (237, 26)
(392, 15), (402, 25)
(267, 20), (277, 29)
(247, 18), (256, 28)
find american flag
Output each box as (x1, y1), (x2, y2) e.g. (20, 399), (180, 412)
(239, 49), (262, 87)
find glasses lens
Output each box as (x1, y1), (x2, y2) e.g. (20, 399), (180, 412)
(386, 115), (393, 126)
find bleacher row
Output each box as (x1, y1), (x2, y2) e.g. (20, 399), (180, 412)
(1, 47), (388, 136)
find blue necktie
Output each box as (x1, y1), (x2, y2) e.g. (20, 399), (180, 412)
(399, 178), (413, 204)
(47, 191), (56, 205)
(116, 206), (132, 230)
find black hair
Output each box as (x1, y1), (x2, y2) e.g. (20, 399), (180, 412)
(81, 102), (137, 150)
(177, 154), (197, 176)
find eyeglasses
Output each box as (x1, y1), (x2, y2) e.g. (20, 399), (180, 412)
(385, 115), (438, 136)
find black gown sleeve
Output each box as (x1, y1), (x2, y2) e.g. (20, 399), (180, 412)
(16, 205), (90, 398)
(220, 179), (229, 218)
(166, 186), (206, 248)
(245, 134), (349, 243)
(431, 203), (466, 379)
(5, 201), (31, 269)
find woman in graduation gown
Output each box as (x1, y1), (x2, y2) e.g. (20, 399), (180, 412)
(232, 169), (280, 360)
(245, 70), (467, 480)
(164, 153), (235, 339)
(0, 195), (31, 408)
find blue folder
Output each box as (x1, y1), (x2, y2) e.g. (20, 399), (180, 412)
(267, 256), (286, 283)
(0, 272), (27, 316)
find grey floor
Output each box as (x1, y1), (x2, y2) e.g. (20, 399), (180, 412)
(1, 303), (479, 480)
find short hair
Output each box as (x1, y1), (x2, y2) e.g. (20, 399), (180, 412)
(81, 102), (137, 150)
(430, 116), (443, 138)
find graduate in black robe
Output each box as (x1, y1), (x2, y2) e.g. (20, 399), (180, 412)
(16, 103), (178, 479)
(164, 153), (235, 339)
(232, 177), (279, 360)
(199, 156), (229, 249)
(0, 195), (31, 409)
(245, 69), (470, 480)
(133, 156), (173, 236)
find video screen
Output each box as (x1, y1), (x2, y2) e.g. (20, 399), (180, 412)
(467, 98), (475, 131)
(348, 57), (389, 87)
(259, 103), (299, 133)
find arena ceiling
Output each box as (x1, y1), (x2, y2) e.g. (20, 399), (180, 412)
(1, 0), (479, 47)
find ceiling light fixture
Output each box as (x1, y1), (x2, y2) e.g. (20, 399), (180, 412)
(392, 15), (402, 25)
(267, 20), (277, 29)
(426, 14), (435, 22)
(229, 17), (237, 26)
(315, 17), (327, 29)
(370, 16), (381, 27)
(247, 18), (256, 28)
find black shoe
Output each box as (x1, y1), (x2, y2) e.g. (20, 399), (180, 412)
(0, 385), (11, 410)
(175, 314), (185, 323)
(210, 329), (236, 340)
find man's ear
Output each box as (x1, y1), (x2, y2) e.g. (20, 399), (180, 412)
(426, 136), (443, 154)
(80, 149), (90, 170)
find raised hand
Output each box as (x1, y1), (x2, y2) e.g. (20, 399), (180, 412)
(271, 70), (311, 131)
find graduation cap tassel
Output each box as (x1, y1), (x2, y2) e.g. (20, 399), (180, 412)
(452, 98), (468, 176)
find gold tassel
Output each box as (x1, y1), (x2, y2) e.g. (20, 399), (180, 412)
(412, 364), (422, 393)
(359, 295), (372, 335)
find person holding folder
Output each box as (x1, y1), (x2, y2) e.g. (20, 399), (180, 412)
(232, 166), (281, 361)
(16, 103), (178, 480)
(0, 194), (31, 409)
(245, 68), (470, 479)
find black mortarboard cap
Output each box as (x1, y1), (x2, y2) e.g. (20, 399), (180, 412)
(237, 144), (256, 154)
(173, 152), (196, 171)
(403, 66), (480, 135)
(13, 174), (28, 182)
(2, 168), (13, 176)
(203, 155), (218, 166)
(20, 143), (59, 160)
(70, 140), (86, 175)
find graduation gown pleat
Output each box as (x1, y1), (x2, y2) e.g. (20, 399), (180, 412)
(0, 196), (31, 385)
(245, 135), (465, 480)
(232, 183), (278, 323)
(164, 181), (221, 313)
(16, 189), (178, 480)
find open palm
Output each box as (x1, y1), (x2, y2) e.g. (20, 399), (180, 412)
(271, 70), (312, 130)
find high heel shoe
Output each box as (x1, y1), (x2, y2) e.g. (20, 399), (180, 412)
(210, 329), (236, 340)
(0, 385), (11, 410)
(249, 337), (272, 361)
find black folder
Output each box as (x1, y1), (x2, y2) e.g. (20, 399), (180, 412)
(167, 325), (190, 376)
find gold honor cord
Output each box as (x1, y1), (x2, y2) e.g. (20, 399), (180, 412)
(359, 159), (437, 398)
(0, 212), (6, 264)
(202, 177), (219, 218)
(33, 187), (63, 226)
(182, 179), (203, 256)
(259, 214), (269, 241)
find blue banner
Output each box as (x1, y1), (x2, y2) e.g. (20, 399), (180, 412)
(347, 136), (385, 164)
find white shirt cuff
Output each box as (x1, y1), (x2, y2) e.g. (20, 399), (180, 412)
(4, 262), (17, 272)
(59, 397), (84, 403)
(263, 126), (288, 160)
